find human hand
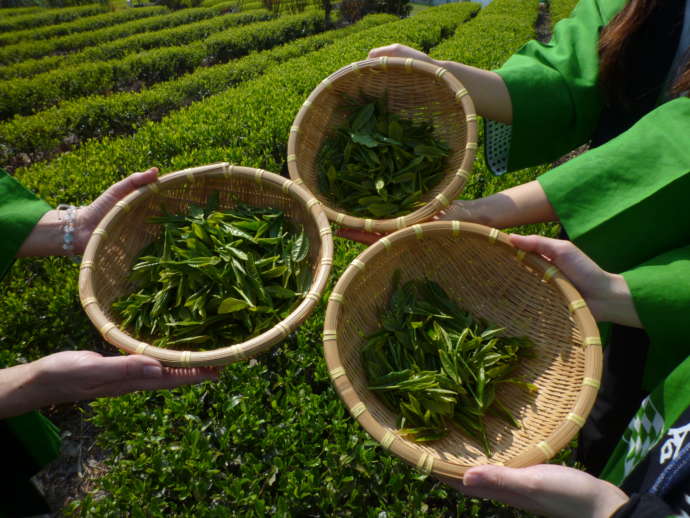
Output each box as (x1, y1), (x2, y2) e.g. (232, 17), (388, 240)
(441, 464), (628, 518)
(368, 44), (440, 66)
(0, 350), (218, 418)
(17, 167), (159, 257)
(74, 167), (159, 254)
(509, 234), (641, 327)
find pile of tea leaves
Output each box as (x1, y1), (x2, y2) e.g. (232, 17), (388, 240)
(317, 98), (450, 219)
(361, 273), (536, 456)
(112, 195), (311, 349)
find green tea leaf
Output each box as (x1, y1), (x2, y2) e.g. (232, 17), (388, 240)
(218, 297), (249, 314)
(361, 272), (537, 456)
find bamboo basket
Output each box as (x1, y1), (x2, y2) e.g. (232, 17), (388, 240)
(79, 163), (333, 367)
(324, 222), (602, 478)
(287, 56), (477, 234)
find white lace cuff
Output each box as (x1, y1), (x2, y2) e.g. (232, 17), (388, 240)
(485, 119), (512, 176)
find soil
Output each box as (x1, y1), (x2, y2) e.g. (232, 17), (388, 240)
(32, 402), (109, 515)
(536, 2), (551, 43)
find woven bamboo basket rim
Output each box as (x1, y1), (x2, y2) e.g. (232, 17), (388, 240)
(323, 221), (602, 478)
(79, 163), (334, 367)
(287, 56), (478, 233)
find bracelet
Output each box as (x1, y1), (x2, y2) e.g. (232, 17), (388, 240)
(56, 204), (78, 255)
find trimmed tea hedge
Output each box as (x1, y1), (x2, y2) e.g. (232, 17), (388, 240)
(16, 1), (478, 213)
(0, 5), (259, 68)
(0, 3), (106, 32)
(430, 0), (538, 69)
(550, 0), (580, 25)
(0, 11), (321, 119)
(0, 14), (396, 162)
(0, 6), (168, 47)
(0, 6), (41, 17)
(60, 8), (272, 64)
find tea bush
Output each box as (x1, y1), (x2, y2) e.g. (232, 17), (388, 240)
(0, 14), (395, 161)
(0, 2), (105, 32)
(0, 4), (240, 76)
(0, 5), (167, 46)
(0, 11), (325, 118)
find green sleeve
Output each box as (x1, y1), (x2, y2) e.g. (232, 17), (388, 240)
(0, 171), (59, 511)
(537, 97), (690, 274)
(494, 0), (625, 171)
(623, 245), (690, 390)
(0, 169), (51, 280)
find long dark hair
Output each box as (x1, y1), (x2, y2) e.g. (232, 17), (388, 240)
(598, 0), (690, 105)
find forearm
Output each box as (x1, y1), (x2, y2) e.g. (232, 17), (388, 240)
(16, 209), (66, 257)
(452, 181), (557, 228)
(435, 60), (513, 124)
(0, 362), (42, 419)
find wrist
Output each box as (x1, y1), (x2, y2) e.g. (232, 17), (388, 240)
(590, 480), (629, 518)
(448, 198), (496, 227)
(596, 273), (642, 328)
(16, 205), (84, 257)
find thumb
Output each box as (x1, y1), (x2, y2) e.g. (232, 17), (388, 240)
(508, 234), (557, 257)
(91, 167), (159, 212)
(463, 465), (523, 490)
(94, 354), (163, 383)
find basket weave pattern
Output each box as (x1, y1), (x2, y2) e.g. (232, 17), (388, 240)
(79, 163), (333, 367)
(324, 222), (602, 478)
(288, 57), (477, 233)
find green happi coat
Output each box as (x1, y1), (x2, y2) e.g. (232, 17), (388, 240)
(1, 169), (61, 516)
(487, 0), (690, 487)
(491, 0), (690, 393)
(600, 354), (690, 490)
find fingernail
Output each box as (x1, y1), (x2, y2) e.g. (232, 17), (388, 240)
(462, 471), (486, 488)
(143, 365), (162, 378)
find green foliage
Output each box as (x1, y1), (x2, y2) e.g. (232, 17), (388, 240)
(0, 257), (90, 368)
(0, 6), (268, 70)
(0, 14), (395, 162)
(0, 10), (329, 119)
(340, 0), (410, 23)
(0, 6), (167, 46)
(13, 2), (478, 201)
(0, 2), (105, 31)
(156, 0), (205, 10)
(430, 0), (538, 69)
(0, 5), (41, 15)
(550, 0), (579, 25)
(0, 5), (234, 76)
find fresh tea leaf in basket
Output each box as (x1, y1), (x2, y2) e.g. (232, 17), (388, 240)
(361, 272), (537, 456)
(316, 97), (450, 219)
(112, 199), (311, 350)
